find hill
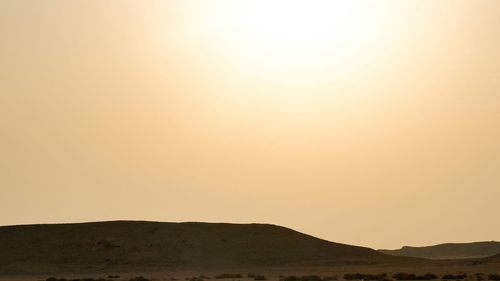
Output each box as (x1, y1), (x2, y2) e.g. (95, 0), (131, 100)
(0, 221), (398, 274)
(379, 241), (500, 260)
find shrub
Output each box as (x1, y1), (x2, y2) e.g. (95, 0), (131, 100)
(488, 274), (500, 281)
(301, 276), (322, 281)
(422, 274), (438, 280)
(254, 276), (267, 281)
(392, 273), (438, 281)
(129, 277), (150, 281)
(190, 276), (209, 281)
(46, 278), (112, 281)
(281, 276), (300, 281)
(281, 276), (323, 281)
(344, 274), (363, 280)
(214, 274), (243, 279)
(344, 274), (388, 281)
(442, 274), (467, 280)
(393, 273), (414, 281)
(282, 275), (340, 281)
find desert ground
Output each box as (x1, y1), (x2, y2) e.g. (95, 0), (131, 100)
(2, 263), (500, 281)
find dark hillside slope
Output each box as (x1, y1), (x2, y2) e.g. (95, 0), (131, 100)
(482, 252), (500, 263)
(0, 221), (397, 274)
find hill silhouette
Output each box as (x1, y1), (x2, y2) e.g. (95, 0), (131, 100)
(379, 241), (500, 260)
(0, 221), (399, 274)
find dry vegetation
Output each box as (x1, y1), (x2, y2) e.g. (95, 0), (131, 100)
(46, 277), (148, 281)
(32, 271), (500, 281)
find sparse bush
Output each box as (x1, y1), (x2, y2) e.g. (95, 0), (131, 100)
(344, 274), (363, 280)
(442, 274), (467, 280)
(254, 275), (267, 281)
(282, 275), (341, 281)
(392, 273), (438, 281)
(46, 278), (112, 281)
(344, 273), (388, 281)
(214, 274), (243, 279)
(248, 274), (256, 278)
(129, 277), (150, 281)
(301, 276), (322, 281)
(422, 274), (438, 280)
(189, 276), (209, 281)
(488, 274), (500, 281)
(281, 276), (300, 281)
(393, 273), (416, 281)
(281, 276), (323, 281)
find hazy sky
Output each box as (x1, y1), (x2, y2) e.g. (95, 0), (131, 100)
(1, 0), (499, 249)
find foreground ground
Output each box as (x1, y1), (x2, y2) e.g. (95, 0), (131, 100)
(1, 263), (500, 281)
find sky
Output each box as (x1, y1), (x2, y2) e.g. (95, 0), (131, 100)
(0, 0), (499, 250)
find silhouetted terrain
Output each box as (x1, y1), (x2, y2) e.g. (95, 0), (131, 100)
(379, 241), (500, 260)
(0, 221), (400, 274)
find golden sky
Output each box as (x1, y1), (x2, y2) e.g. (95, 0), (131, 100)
(1, 0), (499, 249)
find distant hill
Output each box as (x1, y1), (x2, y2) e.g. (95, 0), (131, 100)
(0, 221), (399, 274)
(379, 241), (500, 260)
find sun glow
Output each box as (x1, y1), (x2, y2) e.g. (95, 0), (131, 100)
(177, 1), (395, 84)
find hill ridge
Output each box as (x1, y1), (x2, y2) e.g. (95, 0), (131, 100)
(0, 220), (397, 274)
(379, 241), (500, 260)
